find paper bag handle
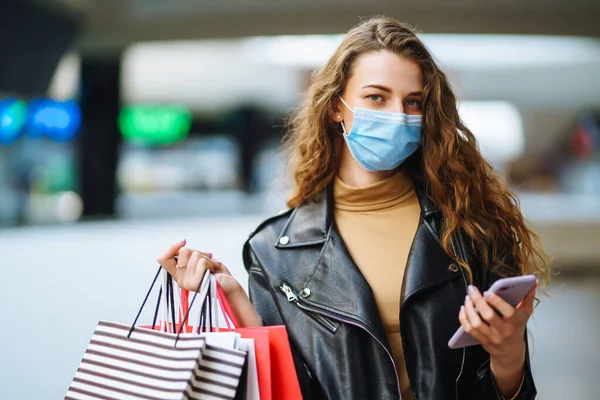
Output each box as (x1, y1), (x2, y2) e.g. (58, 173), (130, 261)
(215, 280), (241, 329)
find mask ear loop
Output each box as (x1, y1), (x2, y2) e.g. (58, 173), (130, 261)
(338, 97), (354, 136)
(339, 97), (354, 113)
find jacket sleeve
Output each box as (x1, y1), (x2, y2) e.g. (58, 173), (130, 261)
(242, 240), (322, 399)
(468, 248), (538, 399)
(470, 331), (537, 399)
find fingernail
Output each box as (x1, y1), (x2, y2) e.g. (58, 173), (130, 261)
(178, 238), (186, 244)
(205, 252), (213, 258)
(460, 305), (465, 313)
(467, 285), (476, 294)
(483, 291), (491, 299)
(211, 259), (222, 267)
(465, 295), (471, 302)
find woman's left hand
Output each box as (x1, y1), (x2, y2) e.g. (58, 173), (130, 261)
(458, 281), (537, 365)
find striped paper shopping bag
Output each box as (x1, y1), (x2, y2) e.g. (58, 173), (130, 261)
(191, 342), (249, 399)
(65, 321), (247, 400)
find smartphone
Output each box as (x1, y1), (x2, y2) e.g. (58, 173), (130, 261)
(447, 274), (537, 349)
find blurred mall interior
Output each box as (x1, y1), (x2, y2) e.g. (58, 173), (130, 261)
(0, 0), (599, 398)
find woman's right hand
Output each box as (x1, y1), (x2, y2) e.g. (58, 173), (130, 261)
(156, 239), (262, 328)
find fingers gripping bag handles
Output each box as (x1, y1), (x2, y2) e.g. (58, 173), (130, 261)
(65, 266), (247, 400)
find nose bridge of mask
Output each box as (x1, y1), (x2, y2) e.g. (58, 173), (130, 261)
(340, 96), (421, 124)
(339, 98), (422, 138)
(355, 108), (422, 126)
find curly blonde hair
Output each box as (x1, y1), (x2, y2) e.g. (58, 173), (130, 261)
(284, 16), (550, 286)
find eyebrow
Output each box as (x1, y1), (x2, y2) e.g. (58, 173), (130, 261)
(362, 84), (392, 93)
(361, 84), (423, 96)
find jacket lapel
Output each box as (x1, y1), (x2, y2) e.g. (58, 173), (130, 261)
(401, 181), (462, 304)
(260, 178), (462, 343)
(269, 186), (389, 343)
(274, 190), (330, 249)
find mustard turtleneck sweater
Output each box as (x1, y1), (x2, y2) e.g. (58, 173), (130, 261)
(333, 170), (420, 400)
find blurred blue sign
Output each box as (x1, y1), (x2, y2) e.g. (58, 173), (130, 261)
(27, 99), (81, 142)
(0, 98), (81, 145)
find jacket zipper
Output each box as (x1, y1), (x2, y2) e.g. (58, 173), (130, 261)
(450, 234), (469, 400)
(279, 282), (402, 399)
(280, 283), (338, 332)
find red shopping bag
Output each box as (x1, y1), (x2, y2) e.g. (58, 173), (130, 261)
(215, 282), (303, 400)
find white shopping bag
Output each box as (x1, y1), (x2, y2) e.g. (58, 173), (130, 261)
(238, 338), (261, 400)
(65, 267), (248, 400)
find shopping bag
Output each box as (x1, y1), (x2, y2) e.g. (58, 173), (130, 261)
(191, 337), (247, 400)
(245, 326), (301, 400)
(207, 278), (303, 400)
(65, 320), (208, 400)
(65, 266), (247, 400)
(230, 328), (271, 400)
(150, 267), (250, 400)
(237, 338), (260, 400)
(178, 272), (262, 400)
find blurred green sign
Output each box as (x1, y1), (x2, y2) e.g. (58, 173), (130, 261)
(119, 105), (192, 145)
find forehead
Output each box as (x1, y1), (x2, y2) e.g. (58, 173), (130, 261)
(347, 50), (424, 91)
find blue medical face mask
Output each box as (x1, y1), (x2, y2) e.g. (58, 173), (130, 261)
(339, 97), (422, 172)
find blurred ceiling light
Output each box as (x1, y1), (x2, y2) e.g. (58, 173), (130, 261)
(54, 34), (600, 103)
(422, 35), (600, 69)
(245, 35), (343, 68)
(458, 101), (524, 168)
(122, 34), (600, 111)
(247, 34), (600, 69)
(48, 51), (80, 100)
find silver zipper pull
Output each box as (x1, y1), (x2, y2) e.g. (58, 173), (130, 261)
(280, 283), (298, 302)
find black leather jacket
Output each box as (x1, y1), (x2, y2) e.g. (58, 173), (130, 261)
(242, 181), (537, 400)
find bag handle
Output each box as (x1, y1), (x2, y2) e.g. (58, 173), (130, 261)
(180, 276), (238, 330)
(161, 269), (169, 332)
(215, 280), (240, 329)
(128, 265), (162, 338)
(175, 269), (212, 345)
(128, 265), (210, 340)
(127, 266), (182, 336)
(159, 268), (182, 333)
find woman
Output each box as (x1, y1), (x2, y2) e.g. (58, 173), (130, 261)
(158, 16), (549, 400)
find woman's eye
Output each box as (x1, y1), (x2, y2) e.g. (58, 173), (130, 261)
(406, 99), (422, 108)
(367, 94), (384, 103)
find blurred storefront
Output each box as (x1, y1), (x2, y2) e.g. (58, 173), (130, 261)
(2, 2), (600, 399)
(3, 33), (600, 226)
